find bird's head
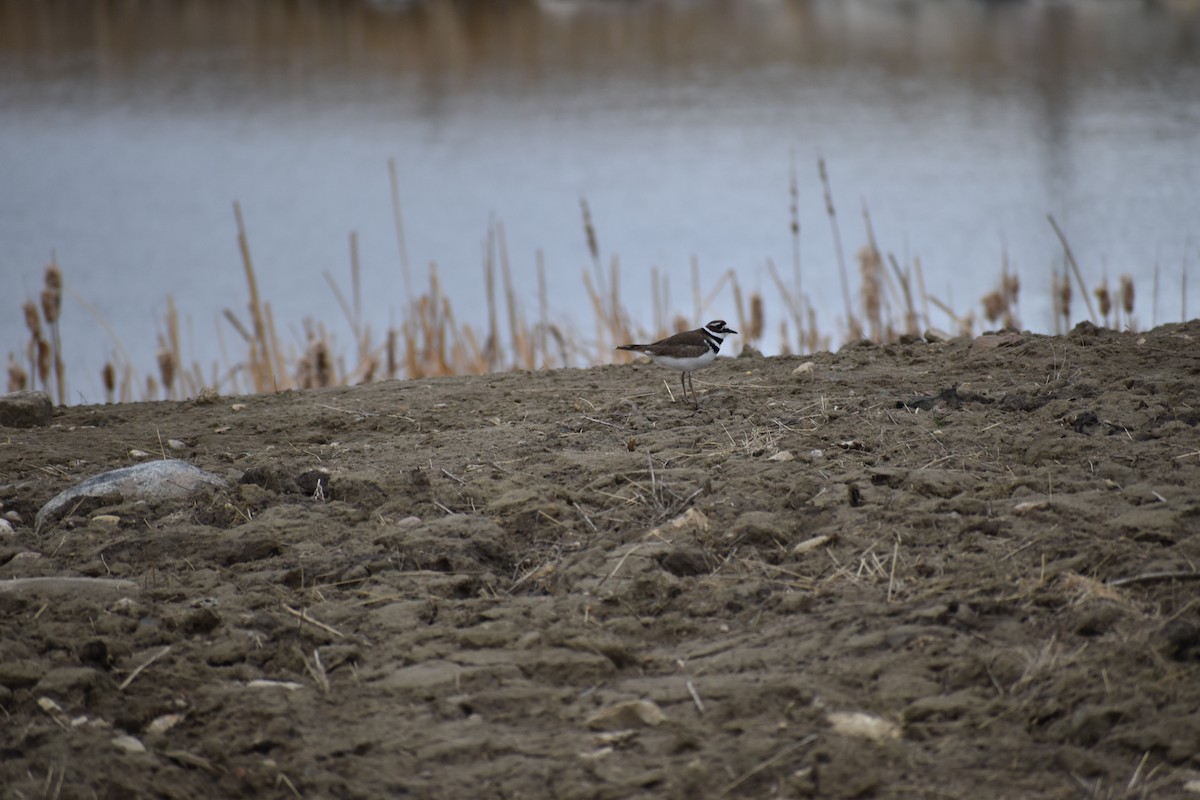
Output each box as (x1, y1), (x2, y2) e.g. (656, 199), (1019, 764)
(705, 320), (737, 338)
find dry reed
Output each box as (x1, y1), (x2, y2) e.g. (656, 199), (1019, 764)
(2, 160), (1170, 405)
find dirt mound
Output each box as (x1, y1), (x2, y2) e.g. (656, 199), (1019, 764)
(3, 321), (1200, 798)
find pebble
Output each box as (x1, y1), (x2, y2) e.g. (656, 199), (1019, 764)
(792, 361), (815, 377)
(112, 735), (146, 754)
(826, 710), (900, 743)
(585, 700), (666, 731)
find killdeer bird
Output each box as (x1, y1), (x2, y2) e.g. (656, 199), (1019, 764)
(616, 320), (737, 406)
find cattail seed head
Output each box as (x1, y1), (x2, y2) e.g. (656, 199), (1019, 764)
(982, 290), (1005, 324)
(37, 339), (52, 385)
(23, 301), (41, 339)
(41, 265), (63, 325)
(1095, 282), (1112, 318)
(102, 362), (116, 402)
(386, 327), (398, 378)
(157, 347), (176, 396)
(44, 264), (62, 291)
(1056, 274), (1072, 319)
(314, 341), (331, 387)
(1003, 272), (1020, 303)
(1120, 275), (1135, 315)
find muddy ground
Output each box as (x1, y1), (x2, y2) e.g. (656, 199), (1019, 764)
(2, 321), (1200, 799)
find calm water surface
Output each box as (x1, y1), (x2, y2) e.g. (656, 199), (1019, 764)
(2, 0), (1199, 400)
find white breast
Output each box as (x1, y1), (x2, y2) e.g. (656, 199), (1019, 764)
(645, 349), (719, 372)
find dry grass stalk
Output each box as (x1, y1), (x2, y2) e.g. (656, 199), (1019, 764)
(387, 158), (413, 307)
(1152, 259), (1160, 327)
(484, 221), (500, 371)
(232, 201), (276, 394)
(1047, 214), (1098, 323)
(119, 645), (171, 691)
(156, 295), (183, 400)
(888, 254), (922, 336)
(9, 168), (1176, 404)
(927, 294), (976, 339)
(860, 204), (901, 342)
(858, 244), (884, 342)
(789, 150), (802, 299)
(765, 258), (828, 355)
(748, 294), (765, 342)
(818, 158), (858, 341)
(1181, 259), (1188, 325)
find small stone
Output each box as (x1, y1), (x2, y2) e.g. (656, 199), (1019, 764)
(146, 713), (184, 735)
(826, 710), (900, 742)
(792, 361), (815, 377)
(647, 507), (708, 539)
(768, 450), (795, 462)
(91, 514), (121, 529)
(129, 450), (152, 459)
(112, 735), (146, 754)
(0, 390), (53, 428)
(167, 439), (188, 451)
(585, 700), (666, 731)
(924, 328), (954, 343)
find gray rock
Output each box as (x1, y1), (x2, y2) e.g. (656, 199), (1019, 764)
(0, 390), (53, 428)
(36, 460), (227, 531)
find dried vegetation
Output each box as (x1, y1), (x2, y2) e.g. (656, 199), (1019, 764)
(5, 161), (1185, 404)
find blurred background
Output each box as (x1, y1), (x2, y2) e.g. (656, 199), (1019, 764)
(2, 0), (1199, 403)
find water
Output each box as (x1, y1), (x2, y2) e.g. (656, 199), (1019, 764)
(2, 0), (1198, 403)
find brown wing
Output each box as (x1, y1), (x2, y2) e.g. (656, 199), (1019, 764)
(645, 342), (710, 359)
